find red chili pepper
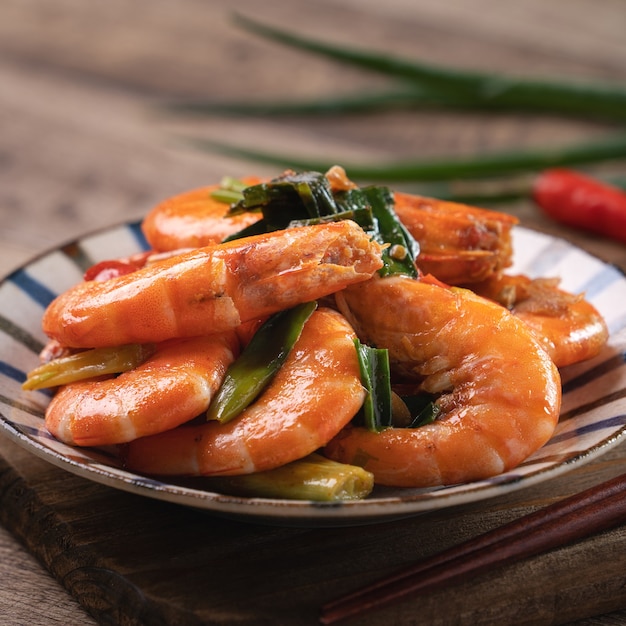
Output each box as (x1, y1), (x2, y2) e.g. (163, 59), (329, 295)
(532, 168), (626, 244)
(83, 252), (151, 281)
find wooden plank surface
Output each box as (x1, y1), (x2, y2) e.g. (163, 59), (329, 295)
(1, 0), (626, 624)
(1, 432), (626, 626)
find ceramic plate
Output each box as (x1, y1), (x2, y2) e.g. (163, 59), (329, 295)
(1, 223), (625, 526)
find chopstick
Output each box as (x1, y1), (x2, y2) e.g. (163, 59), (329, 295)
(320, 472), (626, 624)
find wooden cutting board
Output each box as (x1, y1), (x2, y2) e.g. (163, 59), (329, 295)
(1, 431), (625, 626)
(1, 1), (626, 623)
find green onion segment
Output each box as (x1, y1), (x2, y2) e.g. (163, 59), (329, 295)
(22, 343), (155, 390)
(206, 453), (374, 501)
(354, 339), (393, 433)
(206, 301), (317, 424)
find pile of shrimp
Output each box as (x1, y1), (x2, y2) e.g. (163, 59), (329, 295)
(29, 166), (609, 490)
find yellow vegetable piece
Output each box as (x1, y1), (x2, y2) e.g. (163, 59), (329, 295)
(22, 343), (155, 390)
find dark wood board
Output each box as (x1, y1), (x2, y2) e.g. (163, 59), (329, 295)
(2, 0), (626, 623)
(1, 434), (625, 625)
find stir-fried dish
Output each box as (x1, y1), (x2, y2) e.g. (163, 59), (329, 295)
(23, 166), (609, 501)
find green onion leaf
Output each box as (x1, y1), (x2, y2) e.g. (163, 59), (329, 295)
(233, 14), (626, 123)
(361, 186), (419, 278)
(162, 88), (458, 118)
(286, 207), (375, 231)
(206, 301), (317, 424)
(188, 133), (626, 183)
(354, 339), (392, 433)
(228, 170), (338, 223)
(402, 394), (441, 428)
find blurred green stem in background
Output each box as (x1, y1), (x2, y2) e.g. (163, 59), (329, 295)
(167, 14), (626, 123)
(168, 14), (626, 200)
(187, 133), (626, 185)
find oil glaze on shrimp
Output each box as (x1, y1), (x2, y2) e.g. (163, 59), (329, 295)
(42, 220), (383, 348)
(466, 274), (609, 367)
(327, 275), (561, 488)
(142, 168), (518, 286)
(124, 308), (365, 476)
(325, 165), (518, 285)
(45, 332), (239, 447)
(393, 192), (518, 285)
(142, 180), (263, 252)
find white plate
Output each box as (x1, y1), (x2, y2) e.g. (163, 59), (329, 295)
(1, 223), (625, 526)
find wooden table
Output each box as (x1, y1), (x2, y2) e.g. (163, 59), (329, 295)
(1, 1), (625, 624)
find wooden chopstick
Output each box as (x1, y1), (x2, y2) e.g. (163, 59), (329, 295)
(320, 472), (626, 625)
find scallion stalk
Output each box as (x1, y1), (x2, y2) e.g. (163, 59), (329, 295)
(188, 134), (626, 183)
(22, 344), (155, 390)
(206, 453), (374, 501)
(206, 301), (317, 423)
(354, 339), (392, 433)
(163, 87), (466, 118)
(233, 14), (626, 123)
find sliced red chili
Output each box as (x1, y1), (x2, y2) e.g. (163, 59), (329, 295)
(83, 252), (151, 281)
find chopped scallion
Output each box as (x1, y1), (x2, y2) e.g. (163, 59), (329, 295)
(206, 453), (374, 501)
(353, 339), (392, 433)
(206, 301), (317, 423)
(209, 176), (247, 204)
(22, 344), (156, 390)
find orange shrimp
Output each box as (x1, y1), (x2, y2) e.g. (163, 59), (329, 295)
(45, 332), (239, 447)
(466, 274), (609, 367)
(142, 168), (518, 285)
(393, 192), (518, 285)
(142, 179), (263, 252)
(123, 308), (365, 476)
(42, 220), (383, 348)
(326, 275), (561, 487)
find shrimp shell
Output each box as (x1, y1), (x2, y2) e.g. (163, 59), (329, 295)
(327, 275), (562, 487)
(141, 179), (263, 252)
(394, 192), (518, 284)
(42, 220), (383, 348)
(45, 332), (239, 447)
(466, 274), (609, 367)
(123, 308), (365, 476)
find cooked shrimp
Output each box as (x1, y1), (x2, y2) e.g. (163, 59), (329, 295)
(45, 332), (239, 447)
(466, 274), (609, 367)
(42, 220), (383, 348)
(326, 275), (561, 487)
(393, 192), (518, 284)
(142, 179), (263, 252)
(328, 166), (517, 284)
(123, 307), (365, 476)
(143, 168), (517, 285)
